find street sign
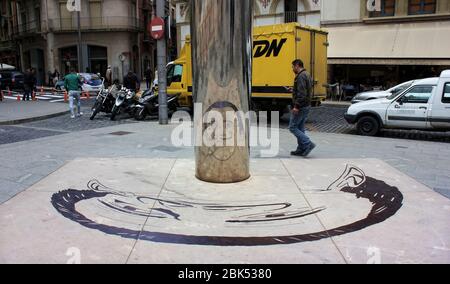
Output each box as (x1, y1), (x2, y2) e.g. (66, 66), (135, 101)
(149, 17), (165, 40)
(66, 0), (81, 12)
(366, 0), (381, 12)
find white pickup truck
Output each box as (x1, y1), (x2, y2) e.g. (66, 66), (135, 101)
(345, 70), (450, 136)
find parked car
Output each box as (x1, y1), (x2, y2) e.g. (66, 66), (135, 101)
(345, 71), (450, 136)
(351, 80), (415, 104)
(54, 73), (103, 93)
(54, 77), (65, 90)
(79, 73), (103, 93)
(0, 70), (25, 90)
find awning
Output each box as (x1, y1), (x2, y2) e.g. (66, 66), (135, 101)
(326, 20), (450, 65)
(0, 63), (16, 70)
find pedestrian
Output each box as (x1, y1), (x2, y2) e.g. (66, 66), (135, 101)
(48, 71), (53, 86)
(105, 66), (112, 87)
(64, 68), (83, 119)
(145, 67), (153, 90)
(123, 70), (140, 91)
(52, 69), (60, 86)
(23, 68), (34, 101)
(287, 59), (316, 157)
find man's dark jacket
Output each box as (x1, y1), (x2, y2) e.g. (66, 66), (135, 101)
(293, 70), (313, 108)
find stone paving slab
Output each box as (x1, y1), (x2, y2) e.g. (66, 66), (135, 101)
(0, 158), (448, 264)
(0, 100), (69, 125)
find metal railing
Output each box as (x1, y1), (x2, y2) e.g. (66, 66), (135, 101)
(285, 11), (298, 23)
(48, 16), (144, 32)
(12, 20), (41, 36)
(0, 40), (15, 51)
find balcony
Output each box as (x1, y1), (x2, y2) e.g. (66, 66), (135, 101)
(48, 17), (144, 33)
(0, 40), (15, 51)
(12, 20), (42, 37)
(285, 11), (298, 23)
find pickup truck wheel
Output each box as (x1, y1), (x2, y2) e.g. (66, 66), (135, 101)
(357, 116), (380, 136)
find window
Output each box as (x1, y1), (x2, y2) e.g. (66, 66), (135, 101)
(400, 86), (434, 104)
(284, 0), (298, 23)
(89, 0), (102, 28)
(443, 83), (450, 104)
(167, 64), (183, 86)
(408, 0), (436, 15)
(370, 0), (396, 17)
(59, 2), (72, 29)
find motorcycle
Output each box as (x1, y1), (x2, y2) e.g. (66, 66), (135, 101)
(110, 87), (139, 121)
(90, 79), (117, 120)
(133, 85), (180, 121)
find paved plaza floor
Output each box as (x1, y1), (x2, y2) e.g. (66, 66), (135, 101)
(1, 157), (448, 264)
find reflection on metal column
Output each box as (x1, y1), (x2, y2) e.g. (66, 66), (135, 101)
(191, 0), (253, 183)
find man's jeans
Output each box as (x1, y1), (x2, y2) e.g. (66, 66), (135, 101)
(69, 91), (81, 116)
(289, 106), (312, 152)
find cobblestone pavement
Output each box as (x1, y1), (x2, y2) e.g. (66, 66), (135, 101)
(280, 105), (450, 143)
(2, 103), (450, 146)
(0, 103), (136, 145)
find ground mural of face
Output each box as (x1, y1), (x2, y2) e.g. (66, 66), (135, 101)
(51, 165), (404, 247)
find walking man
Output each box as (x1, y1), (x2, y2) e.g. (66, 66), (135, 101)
(105, 66), (112, 88)
(64, 68), (83, 119)
(123, 70), (140, 92)
(145, 67), (153, 90)
(288, 59), (316, 157)
(23, 68), (33, 101)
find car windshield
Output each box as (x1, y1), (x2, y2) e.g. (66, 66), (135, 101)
(387, 82), (414, 100)
(388, 81), (413, 97)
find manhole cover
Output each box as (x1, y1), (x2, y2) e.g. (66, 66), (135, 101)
(109, 131), (133, 136)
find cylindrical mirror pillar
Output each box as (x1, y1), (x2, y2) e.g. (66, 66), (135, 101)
(191, 0), (253, 183)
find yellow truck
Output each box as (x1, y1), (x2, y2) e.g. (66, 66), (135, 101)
(166, 23), (328, 112)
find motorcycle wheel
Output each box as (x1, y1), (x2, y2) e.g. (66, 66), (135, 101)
(135, 108), (147, 121)
(110, 105), (119, 121)
(90, 101), (102, 120)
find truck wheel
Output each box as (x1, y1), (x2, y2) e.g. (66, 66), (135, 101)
(357, 116), (380, 136)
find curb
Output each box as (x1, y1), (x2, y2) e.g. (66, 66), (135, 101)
(321, 101), (351, 108)
(0, 110), (70, 126)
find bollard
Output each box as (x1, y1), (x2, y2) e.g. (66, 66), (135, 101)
(191, 0), (253, 183)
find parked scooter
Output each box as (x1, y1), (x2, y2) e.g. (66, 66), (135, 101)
(110, 87), (139, 121)
(133, 85), (179, 121)
(90, 79), (117, 120)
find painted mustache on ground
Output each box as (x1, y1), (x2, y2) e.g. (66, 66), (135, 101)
(51, 165), (403, 246)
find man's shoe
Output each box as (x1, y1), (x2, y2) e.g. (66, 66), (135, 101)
(70, 115), (76, 119)
(290, 150), (304, 156)
(77, 112), (83, 117)
(302, 143), (316, 157)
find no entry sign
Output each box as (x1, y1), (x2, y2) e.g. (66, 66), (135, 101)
(149, 17), (165, 40)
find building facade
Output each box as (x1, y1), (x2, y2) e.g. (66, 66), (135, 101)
(322, 0), (450, 89)
(173, 0), (322, 55)
(0, 0), (159, 85)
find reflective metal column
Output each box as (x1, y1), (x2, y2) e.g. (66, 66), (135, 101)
(191, 0), (253, 183)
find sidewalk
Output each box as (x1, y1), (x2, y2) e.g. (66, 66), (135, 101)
(0, 122), (449, 263)
(322, 100), (351, 107)
(0, 99), (69, 125)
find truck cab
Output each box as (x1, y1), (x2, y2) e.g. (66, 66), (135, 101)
(345, 70), (450, 136)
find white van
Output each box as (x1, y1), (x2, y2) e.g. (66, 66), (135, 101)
(345, 70), (450, 136)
